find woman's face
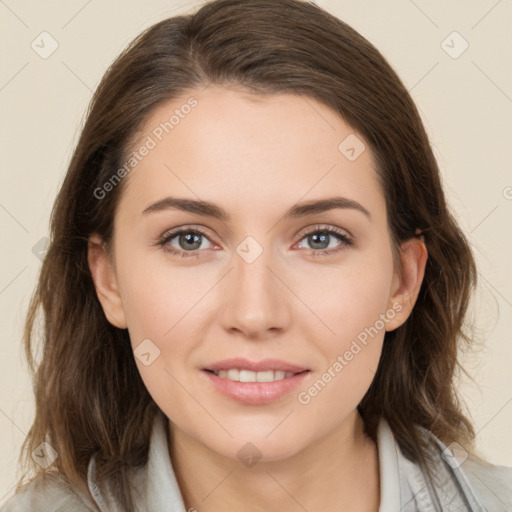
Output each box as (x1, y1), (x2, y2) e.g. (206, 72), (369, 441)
(89, 85), (425, 462)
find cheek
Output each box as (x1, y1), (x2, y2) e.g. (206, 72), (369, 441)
(306, 248), (395, 349)
(295, 280), (391, 424)
(300, 246), (394, 396)
(116, 249), (212, 342)
(115, 251), (215, 400)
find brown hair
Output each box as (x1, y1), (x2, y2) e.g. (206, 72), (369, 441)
(16, 0), (477, 509)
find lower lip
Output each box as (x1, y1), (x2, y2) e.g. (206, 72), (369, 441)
(201, 370), (310, 405)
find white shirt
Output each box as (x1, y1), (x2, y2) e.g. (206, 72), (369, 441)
(3, 409), (512, 511)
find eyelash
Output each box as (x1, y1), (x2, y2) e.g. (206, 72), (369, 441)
(156, 224), (354, 259)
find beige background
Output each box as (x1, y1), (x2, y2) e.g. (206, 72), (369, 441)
(1, 0), (511, 504)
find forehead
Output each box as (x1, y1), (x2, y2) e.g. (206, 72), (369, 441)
(117, 85), (384, 223)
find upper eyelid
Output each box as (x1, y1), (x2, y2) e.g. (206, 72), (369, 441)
(160, 225), (217, 243)
(295, 223), (352, 240)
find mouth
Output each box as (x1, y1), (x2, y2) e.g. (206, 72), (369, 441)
(201, 358), (311, 405)
(204, 368), (306, 382)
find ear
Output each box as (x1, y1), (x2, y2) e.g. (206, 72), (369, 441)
(385, 236), (428, 332)
(87, 234), (127, 329)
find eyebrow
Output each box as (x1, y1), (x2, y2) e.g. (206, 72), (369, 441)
(141, 195), (371, 220)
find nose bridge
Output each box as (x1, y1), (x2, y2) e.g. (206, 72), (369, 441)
(220, 237), (290, 337)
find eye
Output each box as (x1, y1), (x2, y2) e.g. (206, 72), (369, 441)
(295, 225), (354, 258)
(157, 227), (216, 259)
(156, 224), (354, 259)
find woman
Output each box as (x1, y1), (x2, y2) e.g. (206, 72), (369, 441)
(4, 0), (511, 510)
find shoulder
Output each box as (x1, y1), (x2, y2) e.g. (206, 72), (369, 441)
(1, 472), (98, 512)
(417, 425), (512, 510)
(461, 454), (512, 510)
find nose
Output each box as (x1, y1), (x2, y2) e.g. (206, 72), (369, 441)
(219, 243), (292, 340)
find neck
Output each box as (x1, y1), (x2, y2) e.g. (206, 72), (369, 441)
(168, 410), (380, 512)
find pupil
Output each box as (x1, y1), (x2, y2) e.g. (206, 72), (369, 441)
(310, 233), (328, 249)
(181, 233), (201, 250)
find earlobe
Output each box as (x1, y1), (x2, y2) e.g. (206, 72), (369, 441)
(87, 234), (128, 329)
(386, 237), (428, 332)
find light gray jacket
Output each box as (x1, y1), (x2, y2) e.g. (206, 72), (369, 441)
(2, 410), (511, 511)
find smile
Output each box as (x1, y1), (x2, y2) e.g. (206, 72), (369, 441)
(209, 369), (296, 382)
(201, 368), (310, 405)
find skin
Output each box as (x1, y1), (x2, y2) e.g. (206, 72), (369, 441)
(88, 85), (427, 512)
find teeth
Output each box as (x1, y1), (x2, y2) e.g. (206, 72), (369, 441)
(226, 369), (239, 381)
(214, 369), (296, 382)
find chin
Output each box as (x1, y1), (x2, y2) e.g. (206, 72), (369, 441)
(203, 427), (310, 465)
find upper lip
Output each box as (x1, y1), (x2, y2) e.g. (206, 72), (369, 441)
(204, 358), (308, 373)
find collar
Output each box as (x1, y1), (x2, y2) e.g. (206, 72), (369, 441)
(88, 410), (484, 511)
(144, 411), (186, 512)
(86, 411), (187, 512)
(145, 412), (404, 511)
(376, 417), (402, 511)
(88, 410), (401, 511)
